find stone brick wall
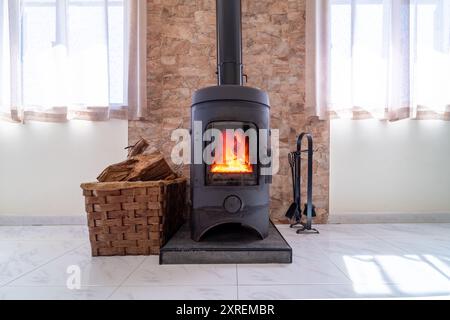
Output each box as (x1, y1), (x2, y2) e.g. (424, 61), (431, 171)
(129, 0), (330, 223)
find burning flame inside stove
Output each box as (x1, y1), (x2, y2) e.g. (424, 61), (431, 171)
(211, 131), (253, 174)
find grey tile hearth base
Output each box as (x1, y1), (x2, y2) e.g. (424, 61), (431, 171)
(160, 222), (292, 265)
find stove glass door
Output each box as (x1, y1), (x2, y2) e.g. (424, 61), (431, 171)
(205, 121), (258, 186)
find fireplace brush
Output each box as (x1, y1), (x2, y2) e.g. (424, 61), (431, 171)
(285, 133), (319, 234)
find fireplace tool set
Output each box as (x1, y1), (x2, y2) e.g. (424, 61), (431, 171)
(286, 133), (320, 234)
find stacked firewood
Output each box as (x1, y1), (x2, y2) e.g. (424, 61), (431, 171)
(97, 138), (178, 183)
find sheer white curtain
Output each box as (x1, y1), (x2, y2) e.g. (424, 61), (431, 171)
(0, 0), (146, 122)
(307, 0), (450, 121)
(127, 0), (147, 120)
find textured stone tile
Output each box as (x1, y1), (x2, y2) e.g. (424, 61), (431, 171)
(131, 0), (331, 223)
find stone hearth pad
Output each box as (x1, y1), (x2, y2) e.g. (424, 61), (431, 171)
(160, 222), (292, 265)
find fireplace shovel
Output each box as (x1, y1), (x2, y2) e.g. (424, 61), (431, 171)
(285, 152), (300, 221)
(285, 133), (319, 234)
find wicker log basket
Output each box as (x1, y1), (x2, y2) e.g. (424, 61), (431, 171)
(81, 139), (186, 257)
(81, 178), (187, 257)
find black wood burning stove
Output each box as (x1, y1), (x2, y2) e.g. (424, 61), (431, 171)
(190, 0), (271, 242)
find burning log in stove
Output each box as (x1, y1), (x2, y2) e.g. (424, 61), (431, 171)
(210, 130), (253, 174)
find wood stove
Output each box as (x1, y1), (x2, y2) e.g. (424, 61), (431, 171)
(190, 0), (271, 242)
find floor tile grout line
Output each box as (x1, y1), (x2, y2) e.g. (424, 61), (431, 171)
(105, 255), (149, 300)
(367, 233), (420, 254)
(0, 225), (87, 241)
(234, 283), (388, 287)
(303, 241), (356, 284)
(357, 225), (450, 242)
(0, 242), (86, 289)
(235, 280), (409, 286)
(4, 284), (242, 288)
(376, 237), (440, 257)
(282, 237), (348, 279)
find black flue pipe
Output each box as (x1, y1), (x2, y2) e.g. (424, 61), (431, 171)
(216, 0), (243, 86)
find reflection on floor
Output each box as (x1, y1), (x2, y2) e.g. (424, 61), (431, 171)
(0, 223), (449, 300)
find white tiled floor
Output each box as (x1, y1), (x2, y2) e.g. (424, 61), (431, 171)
(0, 224), (449, 300)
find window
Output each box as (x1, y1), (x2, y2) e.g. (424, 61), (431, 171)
(20, 0), (126, 108)
(411, 0), (450, 111)
(311, 0), (450, 120)
(0, 0), (134, 121)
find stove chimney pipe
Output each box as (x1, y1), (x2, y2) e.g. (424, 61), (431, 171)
(216, 0), (244, 86)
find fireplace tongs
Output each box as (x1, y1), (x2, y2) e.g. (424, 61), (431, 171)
(285, 133), (320, 234)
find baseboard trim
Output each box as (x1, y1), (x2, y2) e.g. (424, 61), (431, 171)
(0, 215), (87, 226)
(2, 212), (450, 226)
(329, 212), (450, 224)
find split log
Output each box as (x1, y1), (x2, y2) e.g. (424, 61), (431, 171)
(127, 154), (178, 182)
(97, 159), (138, 182)
(97, 153), (177, 183)
(126, 138), (150, 159)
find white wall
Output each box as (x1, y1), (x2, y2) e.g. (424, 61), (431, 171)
(0, 120), (128, 218)
(330, 120), (450, 215)
(1, 118), (449, 222)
